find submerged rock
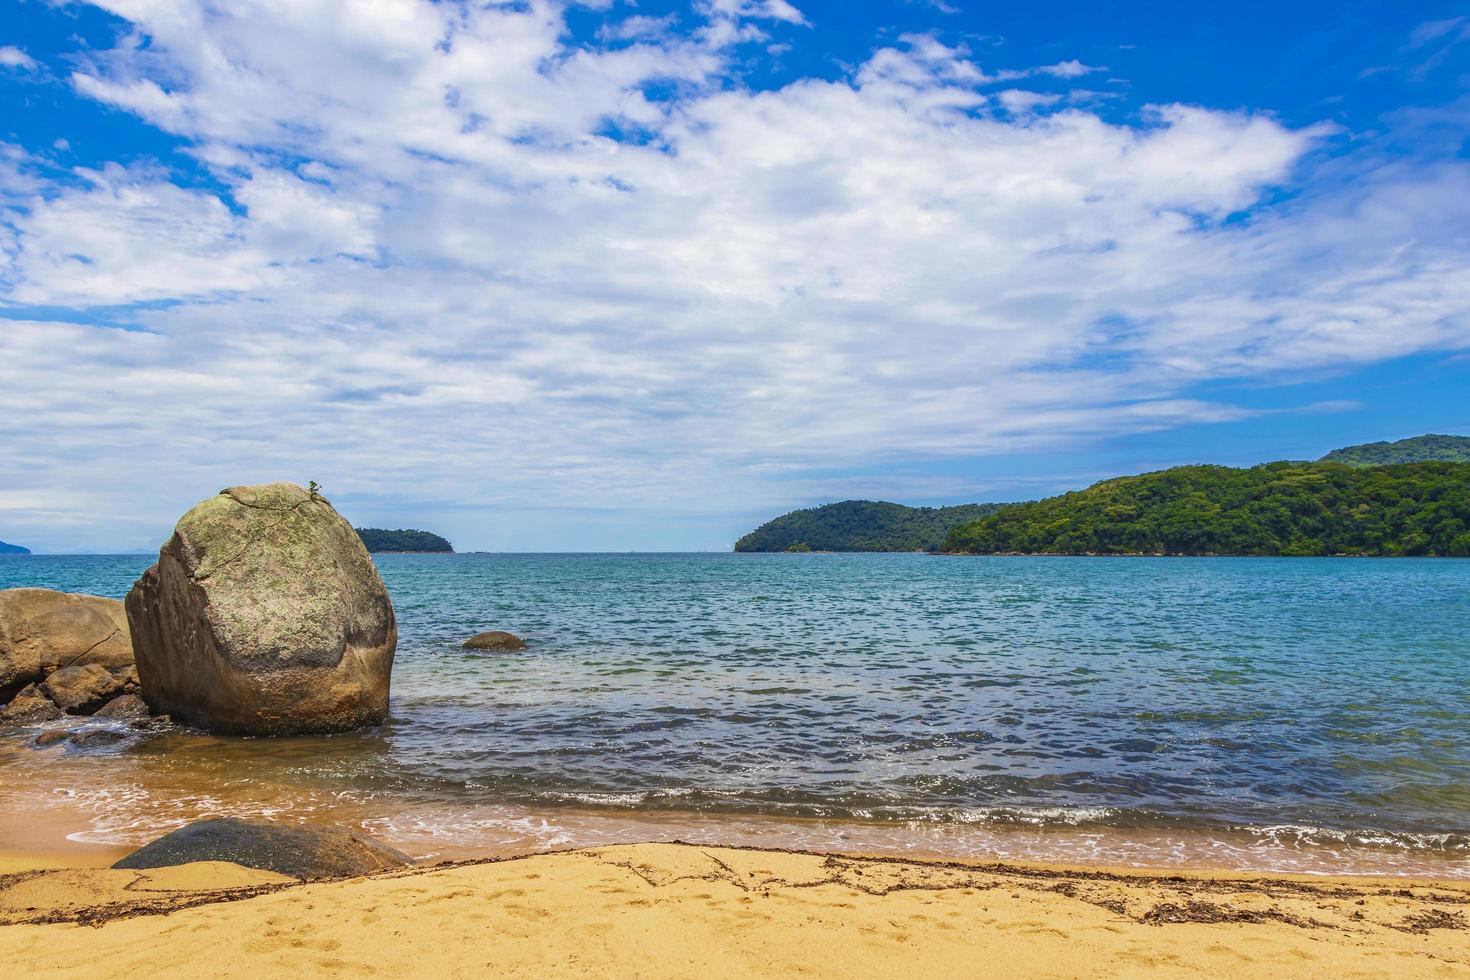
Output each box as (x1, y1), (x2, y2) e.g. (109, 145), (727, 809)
(113, 817), (413, 880)
(0, 588), (132, 690)
(462, 630), (527, 651)
(126, 482), (397, 736)
(71, 729), (127, 748)
(0, 683), (64, 723)
(33, 729), (70, 747)
(40, 663), (127, 714)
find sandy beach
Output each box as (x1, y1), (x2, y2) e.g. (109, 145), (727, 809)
(1, 842), (1465, 978)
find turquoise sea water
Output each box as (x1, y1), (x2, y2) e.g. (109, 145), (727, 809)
(2, 553), (1467, 875)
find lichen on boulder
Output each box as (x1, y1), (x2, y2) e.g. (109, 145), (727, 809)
(126, 482), (396, 736)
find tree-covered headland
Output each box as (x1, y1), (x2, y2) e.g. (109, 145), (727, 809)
(943, 462), (1470, 556)
(735, 500), (1010, 552)
(1320, 434), (1470, 467)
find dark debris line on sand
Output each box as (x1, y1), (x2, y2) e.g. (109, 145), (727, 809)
(0, 870), (302, 929)
(2, 843), (1468, 935)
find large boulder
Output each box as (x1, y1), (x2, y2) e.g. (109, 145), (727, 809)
(126, 482), (396, 735)
(112, 817), (412, 880)
(0, 589), (132, 691)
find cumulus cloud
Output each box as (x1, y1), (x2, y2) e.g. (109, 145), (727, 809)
(1, 1), (1468, 549)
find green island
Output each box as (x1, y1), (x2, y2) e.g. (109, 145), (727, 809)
(734, 500), (1010, 552)
(0, 540), (30, 556)
(1319, 433), (1470, 467)
(944, 461), (1470, 556)
(354, 528), (454, 553)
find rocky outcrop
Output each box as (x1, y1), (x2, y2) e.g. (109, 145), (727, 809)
(0, 589), (132, 691)
(462, 630), (526, 651)
(0, 684), (64, 722)
(113, 817), (413, 880)
(0, 589), (137, 725)
(40, 663), (127, 713)
(126, 482), (396, 736)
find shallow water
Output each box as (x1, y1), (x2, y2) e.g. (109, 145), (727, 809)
(2, 553), (1467, 876)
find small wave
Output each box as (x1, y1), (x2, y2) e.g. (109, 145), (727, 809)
(56, 784), (328, 846)
(360, 812), (579, 853)
(942, 805), (1120, 827)
(1244, 824), (1470, 853)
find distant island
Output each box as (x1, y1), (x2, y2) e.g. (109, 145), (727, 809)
(945, 461), (1470, 557)
(734, 500), (1011, 552)
(0, 540), (30, 556)
(1320, 434), (1470, 467)
(355, 528), (454, 553)
(735, 433), (1470, 555)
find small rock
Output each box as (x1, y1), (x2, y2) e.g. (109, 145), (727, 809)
(462, 630), (527, 651)
(40, 663), (126, 714)
(95, 693), (150, 719)
(113, 817), (413, 880)
(0, 684), (64, 723)
(33, 730), (71, 747)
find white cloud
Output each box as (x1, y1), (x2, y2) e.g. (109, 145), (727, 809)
(0, 46), (37, 70)
(1035, 59), (1101, 79)
(1, 4), (1467, 550)
(998, 89), (1062, 114)
(701, 1), (807, 25)
(599, 15), (679, 43)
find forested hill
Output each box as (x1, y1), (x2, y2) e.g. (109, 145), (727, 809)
(944, 461), (1470, 557)
(0, 540), (30, 556)
(355, 528), (454, 553)
(735, 500), (1011, 552)
(1321, 434), (1470, 466)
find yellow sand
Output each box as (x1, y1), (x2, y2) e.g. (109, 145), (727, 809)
(1, 843), (1466, 977)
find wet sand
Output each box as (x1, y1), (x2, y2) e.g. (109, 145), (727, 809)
(1, 842), (1466, 978)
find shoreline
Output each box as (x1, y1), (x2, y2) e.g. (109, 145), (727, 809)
(2, 840), (1466, 976)
(4, 791), (1466, 883)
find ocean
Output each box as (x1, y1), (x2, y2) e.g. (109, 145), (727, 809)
(2, 552), (1467, 877)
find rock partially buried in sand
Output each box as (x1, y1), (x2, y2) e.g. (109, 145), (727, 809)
(126, 482), (396, 736)
(40, 663), (127, 714)
(113, 817), (413, 880)
(462, 630), (527, 651)
(0, 683), (64, 722)
(0, 588), (132, 690)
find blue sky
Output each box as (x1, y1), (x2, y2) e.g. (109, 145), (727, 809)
(1, 1), (1468, 552)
